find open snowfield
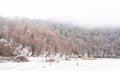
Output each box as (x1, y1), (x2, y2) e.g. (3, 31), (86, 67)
(0, 57), (120, 71)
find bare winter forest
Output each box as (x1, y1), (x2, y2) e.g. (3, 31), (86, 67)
(0, 16), (120, 58)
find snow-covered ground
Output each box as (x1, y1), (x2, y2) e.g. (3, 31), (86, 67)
(0, 57), (120, 71)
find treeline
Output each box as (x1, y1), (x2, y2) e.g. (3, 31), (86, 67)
(0, 16), (120, 58)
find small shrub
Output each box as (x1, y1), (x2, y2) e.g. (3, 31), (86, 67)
(45, 58), (55, 62)
(65, 57), (71, 61)
(13, 56), (29, 62)
(81, 56), (95, 60)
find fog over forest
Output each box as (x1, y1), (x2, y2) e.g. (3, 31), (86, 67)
(0, 0), (120, 28)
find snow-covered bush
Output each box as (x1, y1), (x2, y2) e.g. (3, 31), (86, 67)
(13, 56), (29, 62)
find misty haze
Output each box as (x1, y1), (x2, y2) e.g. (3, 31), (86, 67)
(0, 0), (120, 71)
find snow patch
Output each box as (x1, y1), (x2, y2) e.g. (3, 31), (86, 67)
(0, 58), (120, 71)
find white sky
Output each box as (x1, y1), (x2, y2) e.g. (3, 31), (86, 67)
(0, 0), (120, 28)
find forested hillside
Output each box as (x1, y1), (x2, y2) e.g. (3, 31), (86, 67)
(0, 16), (120, 58)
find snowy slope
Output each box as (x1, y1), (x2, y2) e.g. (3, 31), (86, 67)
(0, 57), (120, 71)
